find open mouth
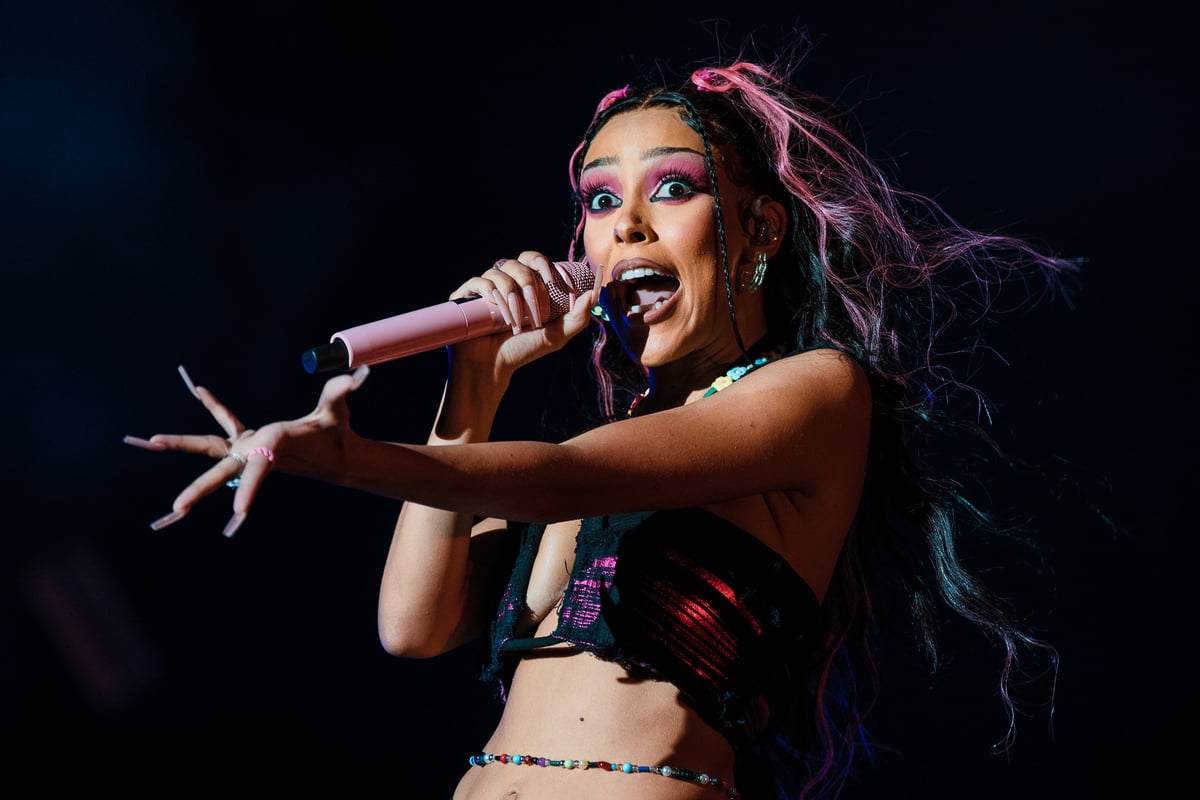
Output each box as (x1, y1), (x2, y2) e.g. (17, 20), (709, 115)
(614, 266), (680, 319)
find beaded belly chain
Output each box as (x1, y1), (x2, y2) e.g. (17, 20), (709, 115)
(468, 751), (739, 798)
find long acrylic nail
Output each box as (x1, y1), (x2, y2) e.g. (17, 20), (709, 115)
(507, 291), (523, 333)
(177, 365), (199, 398)
(522, 285), (544, 328)
(222, 512), (247, 538)
(491, 290), (513, 327)
(150, 509), (187, 531)
(124, 435), (166, 451)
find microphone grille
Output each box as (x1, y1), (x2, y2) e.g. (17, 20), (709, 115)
(546, 261), (596, 321)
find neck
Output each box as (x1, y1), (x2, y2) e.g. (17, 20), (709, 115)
(628, 332), (788, 416)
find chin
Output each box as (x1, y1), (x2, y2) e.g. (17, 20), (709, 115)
(636, 332), (684, 369)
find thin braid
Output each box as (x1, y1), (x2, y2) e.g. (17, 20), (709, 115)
(673, 93), (749, 357)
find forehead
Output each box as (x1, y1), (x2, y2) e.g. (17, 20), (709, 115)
(584, 106), (704, 161)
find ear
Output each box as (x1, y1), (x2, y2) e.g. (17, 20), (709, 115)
(749, 195), (788, 258)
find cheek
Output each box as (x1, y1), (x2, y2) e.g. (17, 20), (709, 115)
(673, 205), (720, 255)
(581, 225), (608, 276)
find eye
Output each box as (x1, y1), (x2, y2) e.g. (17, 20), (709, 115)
(583, 188), (621, 213)
(651, 177), (697, 202)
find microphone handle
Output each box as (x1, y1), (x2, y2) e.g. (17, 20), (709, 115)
(301, 261), (593, 374)
(302, 296), (512, 374)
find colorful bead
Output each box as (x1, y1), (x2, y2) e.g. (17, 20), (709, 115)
(468, 751), (738, 798)
(701, 345), (788, 398)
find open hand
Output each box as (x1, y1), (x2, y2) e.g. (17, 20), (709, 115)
(124, 363), (369, 536)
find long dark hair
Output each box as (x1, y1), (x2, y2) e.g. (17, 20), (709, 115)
(565, 51), (1073, 799)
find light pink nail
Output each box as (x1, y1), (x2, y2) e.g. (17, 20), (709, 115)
(522, 285), (544, 327)
(222, 512), (247, 538)
(491, 290), (513, 327)
(177, 365), (199, 398)
(150, 509), (186, 531)
(507, 291), (523, 333)
(123, 435), (165, 451)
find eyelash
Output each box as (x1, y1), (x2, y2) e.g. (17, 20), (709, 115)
(580, 172), (706, 214)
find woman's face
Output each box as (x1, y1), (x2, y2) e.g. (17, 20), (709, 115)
(579, 107), (766, 373)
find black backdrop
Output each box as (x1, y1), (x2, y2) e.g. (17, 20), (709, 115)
(4, 1), (1195, 797)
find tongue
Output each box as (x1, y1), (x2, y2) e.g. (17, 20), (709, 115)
(634, 286), (676, 307)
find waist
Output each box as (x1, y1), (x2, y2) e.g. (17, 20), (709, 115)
(465, 751), (738, 799)
(490, 650), (734, 766)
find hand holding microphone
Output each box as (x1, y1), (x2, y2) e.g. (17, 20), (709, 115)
(302, 260), (595, 374)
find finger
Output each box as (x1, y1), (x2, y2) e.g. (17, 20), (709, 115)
(349, 364), (370, 390)
(194, 385), (247, 439)
(517, 253), (556, 328)
(557, 284), (603, 341)
(123, 435), (166, 451)
(224, 449), (275, 536)
(143, 433), (237, 460)
(178, 365), (246, 438)
(492, 259), (552, 333)
(316, 366), (370, 410)
(480, 267), (527, 333)
(448, 275), (511, 329)
(149, 455), (242, 531)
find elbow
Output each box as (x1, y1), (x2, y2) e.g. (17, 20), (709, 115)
(378, 621), (437, 659)
(377, 608), (447, 659)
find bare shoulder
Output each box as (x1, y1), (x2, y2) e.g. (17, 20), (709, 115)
(727, 346), (872, 425)
(555, 347), (871, 512)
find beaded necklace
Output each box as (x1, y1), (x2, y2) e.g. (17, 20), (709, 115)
(702, 344), (789, 397)
(626, 343), (789, 416)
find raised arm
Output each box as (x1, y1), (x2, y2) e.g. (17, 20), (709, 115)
(375, 253), (605, 657)
(337, 347), (870, 523)
(374, 353), (515, 658)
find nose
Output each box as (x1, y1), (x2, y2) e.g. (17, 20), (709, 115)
(612, 205), (654, 244)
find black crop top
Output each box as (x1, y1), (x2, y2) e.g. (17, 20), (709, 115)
(482, 507), (822, 757)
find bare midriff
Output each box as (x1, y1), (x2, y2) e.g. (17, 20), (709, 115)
(451, 641), (736, 800)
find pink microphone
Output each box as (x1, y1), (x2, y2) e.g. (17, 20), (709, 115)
(301, 261), (594, 374)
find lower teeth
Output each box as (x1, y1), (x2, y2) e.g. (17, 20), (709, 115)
(628, 300), (665, 315)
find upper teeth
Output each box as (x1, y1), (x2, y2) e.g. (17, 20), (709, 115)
(618, 267), (669, 281)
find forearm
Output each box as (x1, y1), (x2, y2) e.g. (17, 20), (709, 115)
(377, 360), (512, 656)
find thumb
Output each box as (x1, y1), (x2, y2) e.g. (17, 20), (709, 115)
(560, 285), (602, 338)
(316, 365), (371, 409)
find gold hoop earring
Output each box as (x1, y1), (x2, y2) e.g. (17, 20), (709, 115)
(741, 251), (768, 293)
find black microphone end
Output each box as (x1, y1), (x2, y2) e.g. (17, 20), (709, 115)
(301, 339), (349, 374)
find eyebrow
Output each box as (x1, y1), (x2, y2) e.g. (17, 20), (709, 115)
(581, 145), (705, 173)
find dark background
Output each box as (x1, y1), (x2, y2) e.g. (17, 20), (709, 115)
(4, 1), (1194, 797)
